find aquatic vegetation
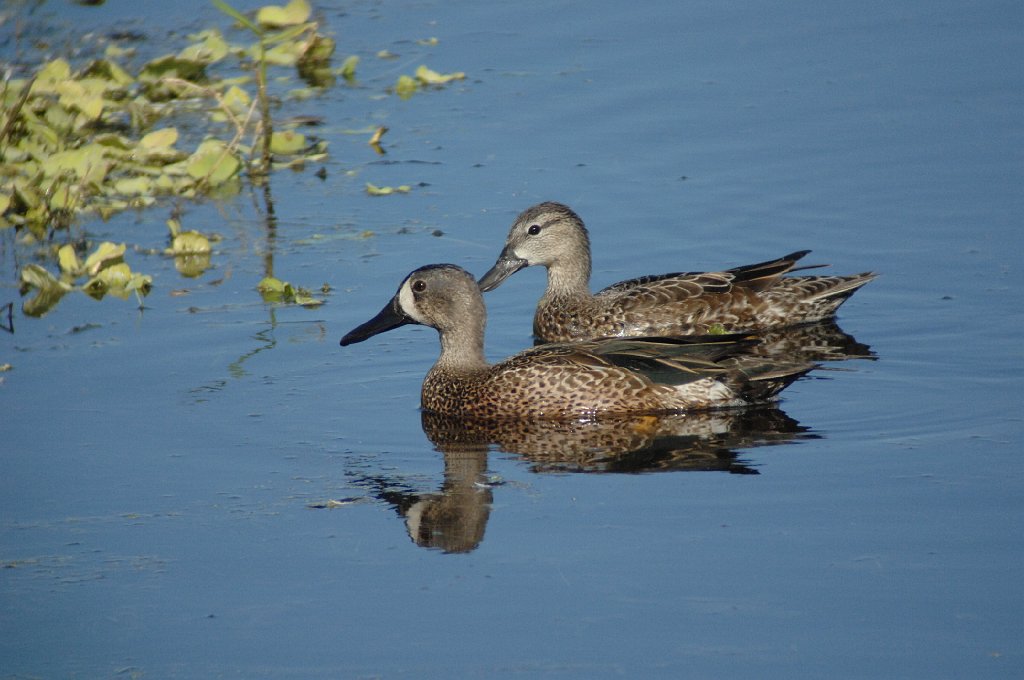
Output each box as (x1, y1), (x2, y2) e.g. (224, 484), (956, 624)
(365, 182), (411, 196)
(394, 65), (467, 100)
(19, 241), (153, 316)
(164, 219), (217, 278)
(1, 0), (466, 318)
(0, 1), (336, 238)
(256, 276), (325, 307)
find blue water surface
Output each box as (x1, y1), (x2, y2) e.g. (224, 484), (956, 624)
(1, 0), (1021, 678)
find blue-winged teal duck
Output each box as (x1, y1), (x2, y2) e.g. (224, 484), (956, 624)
(340, 264), (812, 419)
(478, 202), (876, 342)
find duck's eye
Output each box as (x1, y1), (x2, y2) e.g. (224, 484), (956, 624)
(412, 280), (427, 292)
(527, 224), (541, 236)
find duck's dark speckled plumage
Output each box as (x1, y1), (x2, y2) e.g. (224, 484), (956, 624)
(340, 264), (812, 419)
(478, 202), (876, 342)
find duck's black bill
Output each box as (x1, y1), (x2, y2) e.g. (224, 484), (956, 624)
(477, 251), (528, 292)
(340, 296), (411, 346)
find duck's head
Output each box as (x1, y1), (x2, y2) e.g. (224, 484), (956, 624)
(478, 201), (591, 292)
(341, 264), (486, 346)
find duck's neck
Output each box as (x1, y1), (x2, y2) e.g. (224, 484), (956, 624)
(546, 252), (592, 299)
(435, 320), (489, 375)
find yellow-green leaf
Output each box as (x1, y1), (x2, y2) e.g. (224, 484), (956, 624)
(140, 128), (179, 149)
(221, 85), (252, 114)
(20, 263), (72, 291)
(32, 59), (72, 94)
(365, 183), (411, 196)
(415, 64), (466, 85)
(257, 276), (288, 293)
(257, 0), (311, 27)
(395, 74), (418, 99)
(82, 241), (126, 276)
(114, 176), (154, 196)
(58, 244), (82, 275)
(178, 29), (229, 64)
(269, 130), (306, 154)
(98, 263), (133, 287)
(186, 140), (241, 185)
(339, 55), (359, 80)
(125, 273), (153, 294)
(168, 230), (212, 254)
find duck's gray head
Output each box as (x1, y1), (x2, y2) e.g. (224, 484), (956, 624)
(478, 202), (591, 292)
(341, 264), (485, 346)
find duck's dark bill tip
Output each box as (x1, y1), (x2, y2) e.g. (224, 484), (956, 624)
(478, 255), (528, 292)
(339, 299), (411, 346)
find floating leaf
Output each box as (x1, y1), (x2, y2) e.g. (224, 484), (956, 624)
(365, 183), (410, 196)
(82, 58), (134, 87)
(368, 126), (388, 147)
(114, 176), (154, 196)
(257, 276), (288, 293)
(167, 230), (212, 255)
(178, 29), (229, 64)
(186, 140), (241, 185)
(40, 146), (110, 184)
(395, 74), (418, 99)
(82, 241), (126, 276)
(257, 276), (322, 305)
(269, 130), (306, 154)
(20, 264), (71, 317)
(299, 34), (335, 67)
(58, 244), (82, 275)
(415, 64), (466, 85)
(261, 41), (303, 66)
(339, 55), (359, 80)
(31, 59), (72, 93)
(94, 262), (132, 288)
(138, 55), (208, 99)
(257, 0), (312, 27)
(125, 273), (153, 294)
(140, 127), (179, 149)
(20, 264), (72, 292)
(55, 80), (105, 120)
(221, 85), (252, 114)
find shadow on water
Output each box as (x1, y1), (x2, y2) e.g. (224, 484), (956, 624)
(343, 320), (873, 554)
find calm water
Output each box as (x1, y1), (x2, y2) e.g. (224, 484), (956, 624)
(2, 0), (1022, 677)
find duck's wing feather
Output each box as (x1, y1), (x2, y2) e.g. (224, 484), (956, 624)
(595, 250), (816, 303)
(510, 335), (754, 387)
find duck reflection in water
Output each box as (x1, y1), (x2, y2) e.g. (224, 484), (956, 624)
(351, 407), (813, 554)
